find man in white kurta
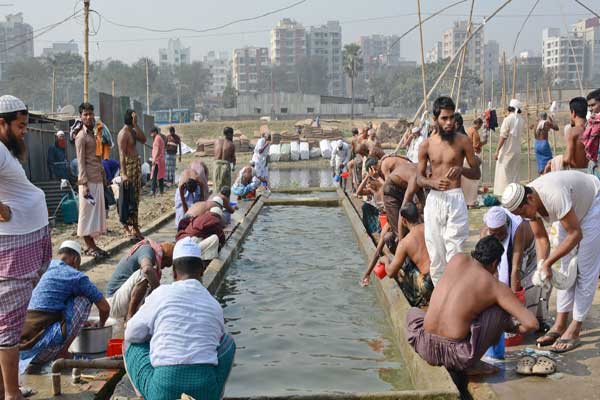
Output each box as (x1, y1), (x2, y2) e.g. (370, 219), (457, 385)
(494, 99), (524, 196)
(252, 133), (270, 182)
(501, 171), (600, 353)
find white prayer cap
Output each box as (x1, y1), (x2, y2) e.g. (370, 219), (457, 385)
(59, 240), (81, 256)
(210, 206), (224, 219)
(337, 139), (344, 149)
(55, 130), (65, 137)
(411, 127), (421, 134)
(483, 206), (507, 229)
(509, 98), (521, 111)
(173, 237), (202, 260)
(0, 95), (26, 113)
(211, 196), (224, 208)
(501, 183), (526, 212)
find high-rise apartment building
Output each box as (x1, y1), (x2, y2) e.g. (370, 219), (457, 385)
(159, 39), (191, 68)
(270, 19), (306, 67)
(41, 41), (79, 58)
(572, 17), (600, 82)
(483, 40), (500, 81)
(442, 20), (484, 76)
(204, 51), (231, 98)
(358, 34), (401, 66)
(542, 27), (584, 85)
(0, 13), (33, 79)
(306, 21), (343, 96)
(232, 47), (269, 93)
(425, 41), (443, 64)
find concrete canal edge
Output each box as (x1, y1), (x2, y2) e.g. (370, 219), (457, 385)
(338, 189), (460, 399)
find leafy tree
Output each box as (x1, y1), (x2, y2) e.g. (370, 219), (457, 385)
(2, 57), (51, 110)
(222, 77), (236, 108)
(343, 43), (364, 119)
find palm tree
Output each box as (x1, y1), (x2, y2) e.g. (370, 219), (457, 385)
(343, 44), (364, 120)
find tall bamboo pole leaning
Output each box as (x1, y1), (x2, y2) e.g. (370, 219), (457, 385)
(511, 56), (517, 100)
(416, 0), (428, 115)
(489, 72), (494, 185)
(145, 59), (151, 114)
(51, 66), (56, 113)
(501, 52), (507, 113)
(404, 0), (514, 130)
(83, 0), (90, 102)
(526, 71), (531, 181)
(456, 0), (475, 108)
(111, 80), (115, 97)
(548, 86), (557, 154)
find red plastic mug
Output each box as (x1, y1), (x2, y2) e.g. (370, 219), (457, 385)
(374, 262), (387, 279)
(379, 214), (388, 228)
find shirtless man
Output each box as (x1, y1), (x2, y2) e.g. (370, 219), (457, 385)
(534, 112), (558, 174)
(417, 96), (480, 285)
(563, 97), (589, 170)
(213, 127), (236, 194)
(367, 129), (381, 150)
(117, 109), (147, 239)
(407, 236), (539, 375)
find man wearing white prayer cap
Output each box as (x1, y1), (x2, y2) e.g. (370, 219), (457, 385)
(406, 126), (424, 164)
(501, 170), (600, 353)
(48, 130), (69, 180)
(124, 235), (236, 399)
(493, 98), (524, 196)
(481, 206), (549, 329)
(330, 139), (351, 183)
(0, 95), (54, 398)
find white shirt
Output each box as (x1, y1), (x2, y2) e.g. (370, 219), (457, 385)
(498, 112), (523, 158)
(528, 170), (600, 223)
(141, 162), (150, 175)
(330, 142), (351, 167)
(0, 141), (48, 235)
(252, 137), (268, 165)
(124, 279), (225, 367)
(406, 135), (424, 163)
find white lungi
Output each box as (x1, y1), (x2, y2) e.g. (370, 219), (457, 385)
(493, 153), (520, 196)
(190, 235), (220, 261)
(77, 182), (107, 238)
(556, 194), (600, 321)
(461, 157), (480, 206)
(424, 189), (469, 286)
(107, 269), (145, 320)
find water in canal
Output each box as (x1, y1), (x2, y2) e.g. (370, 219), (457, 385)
(269, 167), (334, 189)
(217, 205), (413, 396)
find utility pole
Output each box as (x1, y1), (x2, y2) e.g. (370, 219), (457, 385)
(511, 56), (517, 100)
(51, 66), (56, 113)
(416, 0), (428, 114)
(111, 80), (115, 97)
(145, 58), (150, 114)
(501, 51), (507, 113)
(83, 0), (90, 102)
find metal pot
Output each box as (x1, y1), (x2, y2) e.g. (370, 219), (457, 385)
(69, 318), (116, 354)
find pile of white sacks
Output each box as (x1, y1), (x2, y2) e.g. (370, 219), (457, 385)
(269, 139), (338, 162)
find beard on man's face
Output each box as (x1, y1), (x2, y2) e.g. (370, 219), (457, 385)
(5, 126), (26, 161)
(439, 128), (455, 142)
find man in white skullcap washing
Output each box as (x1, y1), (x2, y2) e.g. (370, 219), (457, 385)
(19, 241), (110, 373)
(330, 139), (351, 185)
(494, 99), (524, 196)
(124, 237), (235, 399)
(501, 170), (600, 353)
(0, 95), (53, 399)
(47, 130), (69, 180)
(481, 206), (550, 329)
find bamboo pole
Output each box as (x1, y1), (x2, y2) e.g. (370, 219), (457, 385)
(526, 71), (531, 181)
(407, 0), (514, 126)
(111, 80), (115, 97)
(456, 0), (475, 108)
(511, 56), (517, 100)
(548, 86), (557, 155)
(501, 52), (507, 112)
(51, 66), (56, 113)
(489, 72), (494, 186)
(416, 0), (428, 114)
(83, 0), (90, 102)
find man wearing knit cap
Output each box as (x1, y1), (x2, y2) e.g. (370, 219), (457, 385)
(481, 206), (550, 328)
(494, 99), (524, 195)
(124, 237), (235, 399)
(501, 170), (600, 353)
(19, 240), (110, 373)
(0, 95), (53, 399)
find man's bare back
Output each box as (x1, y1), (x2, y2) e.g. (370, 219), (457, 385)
(381, 156), (413, 186)
(418, 132), (479, 191)
(400, 224), (430, 275)
(564, 124), (588, 169)
(214, 138), (236, 163)
(535, 119), (558, 141)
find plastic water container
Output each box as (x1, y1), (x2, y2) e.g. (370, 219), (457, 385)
(374, 262), (387, 279)
(505, 289), (525, 347)
(485, 332), (505, 359)
(379, 214), (388, 228)
(334, 175), (341, 182)
(60, 195), (78, 224)
(340, 171), (350, 179)
(106, 338), (124, 357)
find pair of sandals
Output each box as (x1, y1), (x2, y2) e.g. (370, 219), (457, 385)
(516, 355), (556, 376)
(537, 331), (582, 353)
(83, 247), (109, 259)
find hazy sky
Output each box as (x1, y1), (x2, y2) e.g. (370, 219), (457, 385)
(13, 0), (596, 63)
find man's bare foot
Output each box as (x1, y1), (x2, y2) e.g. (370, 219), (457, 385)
(465, 360), (499, 376)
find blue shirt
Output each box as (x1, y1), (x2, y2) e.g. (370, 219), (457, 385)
(106, 245), (156, 297)
(174, 187), (202, 227)
(102, 159), (120, 183)
(28, 260), (103, 313)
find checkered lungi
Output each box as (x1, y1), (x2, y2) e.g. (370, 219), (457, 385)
(125, 333), (236, 400)
(166, 153), (177, 183)
(124, 156), (141, 227)
(19, 296), (91, 373)
(0, 226), (52, 347)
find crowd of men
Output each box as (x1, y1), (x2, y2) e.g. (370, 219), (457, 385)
(0, 95), (239, 399)
(357, 89), (600, 375)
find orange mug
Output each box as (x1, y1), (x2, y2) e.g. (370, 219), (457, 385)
(374, 262), (387, 279)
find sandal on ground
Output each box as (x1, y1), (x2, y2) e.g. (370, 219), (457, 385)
(551, 338), (581, 353)
(532, 356), (556, 376)
(83, 248), (108, 259)
(20, 386), (36, 397)
(515, 355), (536, 375)
(537, 331), (562, 346)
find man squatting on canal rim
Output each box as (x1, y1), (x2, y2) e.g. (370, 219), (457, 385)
(362, 91), (600, 374)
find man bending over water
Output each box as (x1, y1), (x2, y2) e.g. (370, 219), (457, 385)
(407, 236), (538, 375)
(417, 96), (480, 285)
